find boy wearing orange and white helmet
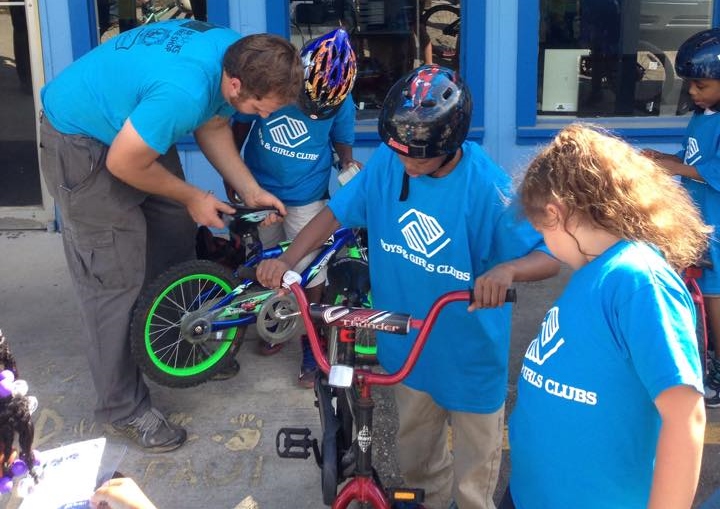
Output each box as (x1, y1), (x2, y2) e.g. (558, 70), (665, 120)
(230, 29), (361, 387)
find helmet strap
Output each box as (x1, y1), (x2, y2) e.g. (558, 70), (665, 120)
(399, 150), (460, 202)
(399, 172), (410, 202)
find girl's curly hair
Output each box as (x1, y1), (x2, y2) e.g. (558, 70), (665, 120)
(520, 123), (711, 270)
(0, 330), (38, 485)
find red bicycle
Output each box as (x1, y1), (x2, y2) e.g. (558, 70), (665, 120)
(275, 271), (515, 508)
(684, 261), (713, 378)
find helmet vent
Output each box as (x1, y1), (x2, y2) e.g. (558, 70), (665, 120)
(442, 88), (453, 100)
(421, 99), (436, 107)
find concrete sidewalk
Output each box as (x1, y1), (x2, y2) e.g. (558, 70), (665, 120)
(2, 230), (720, 508)
(0, 230), (326, 508)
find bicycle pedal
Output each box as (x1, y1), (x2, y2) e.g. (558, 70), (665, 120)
(387, 487), (425, 505)
(276, 427), (316, 459)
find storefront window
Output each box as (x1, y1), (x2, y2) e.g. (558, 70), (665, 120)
(289, 1), (461, 120)
(537, 0), (712, 118)
(97, 0), (204, 42)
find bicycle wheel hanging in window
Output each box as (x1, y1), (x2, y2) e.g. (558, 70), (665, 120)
(421, 3), (460, 70)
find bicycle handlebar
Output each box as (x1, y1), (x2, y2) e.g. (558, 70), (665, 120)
(282, 271), (516, 387)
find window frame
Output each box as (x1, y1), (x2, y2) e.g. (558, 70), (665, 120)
(515, 0), (720, 144)
(267, 0), (485, 142)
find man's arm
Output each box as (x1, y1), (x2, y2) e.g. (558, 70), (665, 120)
(469, 251), (560, 310)
(648, 385), (705, 509)
(194, 116), (287, 215)
(106, 118), (233, 228)
(256, 206), (340, 288)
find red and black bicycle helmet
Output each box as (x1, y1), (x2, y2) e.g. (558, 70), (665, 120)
(379, 65), (472, 159)
(675, 27), (720, 79)
(298, 28), (357, 120)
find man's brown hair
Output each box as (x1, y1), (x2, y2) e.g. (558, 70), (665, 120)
(223, 34), (303, 103)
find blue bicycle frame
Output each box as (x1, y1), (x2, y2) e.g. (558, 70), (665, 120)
(192, 227), (361, 332)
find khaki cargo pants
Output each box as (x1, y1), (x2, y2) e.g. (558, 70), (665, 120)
(395, 383), (504, 509)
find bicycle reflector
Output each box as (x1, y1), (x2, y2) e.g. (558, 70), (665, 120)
(387, 487), (425, 504)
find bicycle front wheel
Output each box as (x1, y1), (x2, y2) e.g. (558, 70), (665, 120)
(130, 260), (243, 388)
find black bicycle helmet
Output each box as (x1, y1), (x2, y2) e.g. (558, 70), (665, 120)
(298, 28), (357, 120)
(379, 65), (472, 159)
(675, 27), (720, 79)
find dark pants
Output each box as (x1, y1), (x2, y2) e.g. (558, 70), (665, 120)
(39, 115), (196, 423)
(498, 487), (516, 509)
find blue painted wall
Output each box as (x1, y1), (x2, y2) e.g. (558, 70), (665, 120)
(38, 0), (699, 195)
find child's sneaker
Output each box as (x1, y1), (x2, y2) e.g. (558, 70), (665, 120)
(257, 339), (285, 356)
(298, 335), (318, 389)
(705, 356), (720, 408)
(705, 376), (720, 408)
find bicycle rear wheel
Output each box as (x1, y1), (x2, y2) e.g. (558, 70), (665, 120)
(130, 260), (243, 388)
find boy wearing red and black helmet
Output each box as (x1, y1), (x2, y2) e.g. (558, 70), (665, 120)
(256, 65), (559, 509)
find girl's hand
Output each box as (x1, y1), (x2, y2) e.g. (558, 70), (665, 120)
(90, 478), (157, 509)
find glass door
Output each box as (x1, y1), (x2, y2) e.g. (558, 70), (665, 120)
(0, 0), (51, 229)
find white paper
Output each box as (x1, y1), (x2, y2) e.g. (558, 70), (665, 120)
(19, 437), (107, 509)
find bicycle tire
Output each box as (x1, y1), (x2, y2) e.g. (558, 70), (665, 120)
(421, 4), (460, 69)
(323, 255), (376, 363)
(130, 259), (243, 388)
(635, 40), (675, 105)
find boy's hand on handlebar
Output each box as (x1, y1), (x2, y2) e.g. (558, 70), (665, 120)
(188, 190), (235, 229)
(469, 265), (514, 311)
(257, 258), (291, 289)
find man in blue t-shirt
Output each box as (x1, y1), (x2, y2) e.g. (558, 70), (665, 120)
(39, 20), (302, 452)
(256, 66), (560, 509)
(229, 29), (360, 388)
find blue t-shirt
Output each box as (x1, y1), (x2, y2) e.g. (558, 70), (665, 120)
(676, 110), (720, 292)
(234, 99), (355, 206)
(509, 240), (703, 509)
(41, 20), (239, 154)
(329, 142), (546, 412)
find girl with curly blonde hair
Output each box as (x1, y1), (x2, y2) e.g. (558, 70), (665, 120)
(501, 124), (709, 509)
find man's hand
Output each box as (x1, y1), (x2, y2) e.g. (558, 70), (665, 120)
(90, 477), (157, 509)
(243, 187), (287, 217)
(256, 258), (291, 289)
(186, 189), (235, 229)
(223, 180), (284, 227)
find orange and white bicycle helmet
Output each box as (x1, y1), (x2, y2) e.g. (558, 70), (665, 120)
(298, 28), (357, 119)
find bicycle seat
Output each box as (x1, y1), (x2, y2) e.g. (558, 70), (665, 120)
(221, 203), (280, 236)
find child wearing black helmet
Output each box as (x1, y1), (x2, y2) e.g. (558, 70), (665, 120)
(643, 27), (720, 408)
(256, 65), (560, 509)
